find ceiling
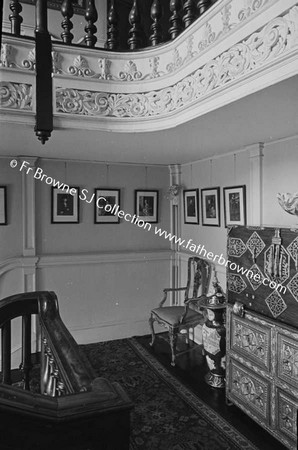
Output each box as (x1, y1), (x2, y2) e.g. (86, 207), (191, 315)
(1, 75), (297, 166)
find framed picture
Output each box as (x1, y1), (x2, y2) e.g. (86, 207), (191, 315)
(51, 187), (79, 223)
(135, 190), (158, 223)
(94, 189), (121, 224)
(223, 185), (246, 227)
(20, 0), (86, 15)
(201, 187), (220, 227)
(0, 186), (7, 225)
(183, 189), (199, 224)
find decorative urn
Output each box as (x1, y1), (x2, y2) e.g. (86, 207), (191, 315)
(277, 192), (298, 217)
(199, 282), (227, 388)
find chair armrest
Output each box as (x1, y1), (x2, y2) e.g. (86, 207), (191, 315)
(179, 296), (207, 323)
(185, 295), (206, 306)
(158, 287), (187, 307)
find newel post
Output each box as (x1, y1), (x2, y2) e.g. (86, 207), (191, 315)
(35, 0), (53, 144)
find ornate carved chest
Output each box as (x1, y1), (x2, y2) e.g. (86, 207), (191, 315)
(226, 226), (298, 450)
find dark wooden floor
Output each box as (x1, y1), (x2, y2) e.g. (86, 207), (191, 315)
(137, 333), (287, 450)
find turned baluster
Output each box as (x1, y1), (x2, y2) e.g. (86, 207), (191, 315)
(196, 0), (211, 16)
(169, 0), (182, 40)
(182, 0), (196, 28)
(57, 380), (65, 396)
(42, 346), (51, 393)
(9, 0), (23, 36)
(149, 0), (162, 47)
(128, 0), (142, 50)
(61, 0), (74, 44)
(106, 0), (118, 50)
(20, 314), (32, 391)
(46, 356), (55, 396)
(1, 322), (12, 385)
(49, 369), (59, 397)
(85, 0), (98, 48)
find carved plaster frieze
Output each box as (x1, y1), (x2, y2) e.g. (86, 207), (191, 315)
(238, 0), (270, 22)
(198, 23), (216, 51)
(166, 48), (183, 73)
(56, 7), (298, 120)
(22, 48), (35, 70)
(0, 82), (33, 110)
(0, 0), (283, 83)
(0, 44), (36, 71)
(119, 60), (142, 81)
(148, 56), (164, 79)
(0, 44), (15, 68)
(221, 2), (233, 35)
(52, 50), (63, 74)
(68, 55), (98, 77)
(98, 58), (112, 80)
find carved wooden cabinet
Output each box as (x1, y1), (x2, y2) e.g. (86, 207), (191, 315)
(226, 226), (298, 449)
(226, 306), (298, 449)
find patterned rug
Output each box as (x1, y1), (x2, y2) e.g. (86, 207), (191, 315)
(80, 338), (258, 450)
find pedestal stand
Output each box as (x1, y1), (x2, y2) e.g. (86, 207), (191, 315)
(200, 282), (226, 389)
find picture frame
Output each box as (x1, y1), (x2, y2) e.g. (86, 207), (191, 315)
(20, 0), (86, 16)
(94, 189), (121, 224)
(135, 190), (159, 223)
(51, 187), (79, 223)
(183, 189), (199, 224)
(201, 187), (220, 227)
(0, 186), (7, 225)
(223, 185), (247, 227)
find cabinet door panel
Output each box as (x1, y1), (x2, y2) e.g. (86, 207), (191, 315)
(230, 314), (271, 372)
(227, 358), (270, 424)
(276, 388), (298, 448)
(277, 330), (298, 389)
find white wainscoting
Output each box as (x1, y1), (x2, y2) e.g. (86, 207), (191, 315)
(0, 250), (173, 365)
(36, 250), (173, 344)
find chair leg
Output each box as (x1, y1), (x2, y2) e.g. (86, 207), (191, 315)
(149, 314), (156, 347)
(169, 328), (177, 367)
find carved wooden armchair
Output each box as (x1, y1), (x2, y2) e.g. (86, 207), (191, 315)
(149, 257), (212, 366)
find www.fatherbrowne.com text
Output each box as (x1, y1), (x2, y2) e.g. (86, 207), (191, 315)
(13, 160), (285, 294)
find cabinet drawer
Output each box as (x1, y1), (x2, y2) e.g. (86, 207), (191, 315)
(277, 331), (298, 389)
(230, 313), (271, 372)
(276, 388), (298, 448)
(227, 358), (270, 425)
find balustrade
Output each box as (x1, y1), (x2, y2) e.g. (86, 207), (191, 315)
(4, 0), (217, 51)
(0, 291), (133, 449)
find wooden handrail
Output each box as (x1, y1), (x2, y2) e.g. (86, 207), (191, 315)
(0, 291), (133, 449)
(0, 291), (94, 394)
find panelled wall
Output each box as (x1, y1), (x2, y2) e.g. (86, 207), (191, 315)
(0, 157), (172, 353)
(178, 135), (298, 293)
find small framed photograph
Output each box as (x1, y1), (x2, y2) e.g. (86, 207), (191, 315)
(223, 185), (246, 227)
(20, 0), (86, 16)
(0, 186), (7, 225)
(135, 190), (158, 223)
(201, 187), (220, 227)
(183, 189), (199, 224)
(51, 187), (79, 223)
(94, 189), (121, 224)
